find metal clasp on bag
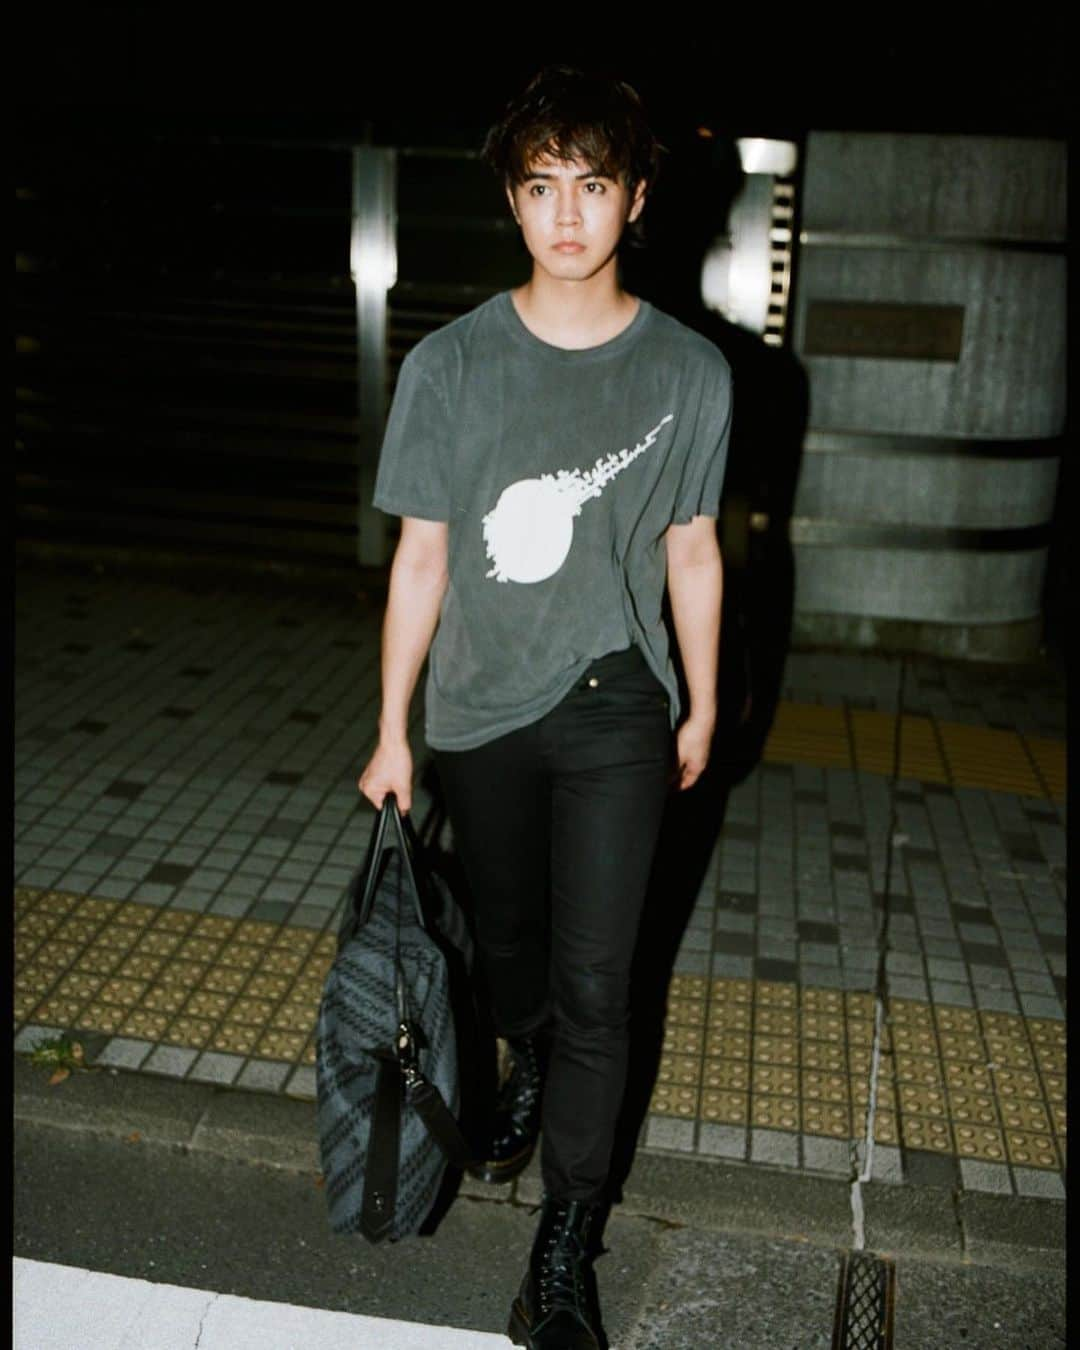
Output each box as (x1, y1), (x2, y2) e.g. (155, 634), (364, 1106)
(393, 966), (424, 1091)
(396, 1019), (421, 1090)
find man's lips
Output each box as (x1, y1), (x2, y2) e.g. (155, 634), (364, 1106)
(553, 241), (586, 253)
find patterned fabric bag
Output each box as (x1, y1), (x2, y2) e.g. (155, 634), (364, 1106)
(316, 795), (474, 1242)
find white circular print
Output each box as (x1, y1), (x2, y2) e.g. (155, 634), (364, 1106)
(482, 478), (576, 585)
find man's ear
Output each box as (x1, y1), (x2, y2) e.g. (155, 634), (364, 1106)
(627, 179), (647, 224)
(505, 182), (521, 224)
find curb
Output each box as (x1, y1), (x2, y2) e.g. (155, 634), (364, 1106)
(13, 1058), (1064, 1272)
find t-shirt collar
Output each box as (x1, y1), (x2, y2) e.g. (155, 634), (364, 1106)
(495, 290), (653, 363)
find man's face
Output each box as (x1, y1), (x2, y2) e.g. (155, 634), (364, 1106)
(506, 152), (646, 285)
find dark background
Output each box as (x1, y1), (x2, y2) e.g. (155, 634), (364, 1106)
(14, 11), (1072, 626)
(14, 12), (1073, 146)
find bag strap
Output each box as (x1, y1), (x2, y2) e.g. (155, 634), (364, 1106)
(361, 1058), (475, 1243)
(394, 982), (477, 1169)
(405, 1075), (475, 1170)
(360, 1057), (401, 1243)
(415, 770), (450, 855)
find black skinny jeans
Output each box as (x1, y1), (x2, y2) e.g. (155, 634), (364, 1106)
(433, 645), (674, 1202)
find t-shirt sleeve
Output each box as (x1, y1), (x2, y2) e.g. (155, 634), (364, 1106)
(372, 349), (452, 521)
(671, 358), (734, 524)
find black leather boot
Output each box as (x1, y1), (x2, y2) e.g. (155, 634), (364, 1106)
(468, 1029), (549, 1185)
(507, 1197), (603, 1349)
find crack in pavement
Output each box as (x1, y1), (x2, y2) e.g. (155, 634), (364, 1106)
(193, 1291), (220, 1348)
(849, 657), (907, 1254)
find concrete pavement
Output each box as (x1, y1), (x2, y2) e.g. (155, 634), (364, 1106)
(13, 555), (1068, 1345)
(13, 1056), (1066, 1347)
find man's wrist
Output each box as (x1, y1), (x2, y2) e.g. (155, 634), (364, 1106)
(684, 703), (717, 731)
(377, 718), (410, 748)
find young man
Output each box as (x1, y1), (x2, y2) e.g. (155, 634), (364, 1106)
(359, 66), (731, 1350)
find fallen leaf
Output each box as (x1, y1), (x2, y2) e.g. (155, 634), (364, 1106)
(126, 1131), (142, 1144)
(314, 1175), (326, 1188)
(48, 1068), (70, 1086)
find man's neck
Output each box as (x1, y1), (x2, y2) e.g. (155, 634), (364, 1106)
(511, 270), (640, 351)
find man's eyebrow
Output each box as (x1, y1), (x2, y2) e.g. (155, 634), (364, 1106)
(521, 169), (614, 181)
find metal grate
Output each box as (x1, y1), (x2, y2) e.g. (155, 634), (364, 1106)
(764, 177), (797, 348)
(832, 1250), (895, 1350)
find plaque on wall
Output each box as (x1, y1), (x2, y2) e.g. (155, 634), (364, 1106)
(803, 301), (965, 361)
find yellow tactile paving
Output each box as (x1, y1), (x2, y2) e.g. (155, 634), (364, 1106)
(848, 710), (952, 785)
(13, 890), (1067, 1179)
(14, 888), (333, 1068)
(936, 724), (1045, 800)
(762, 703), (851, 768)
(647, 973), (1065, 1172)
(1023, 736), (1067, 802)
(760, 701), (1064, 800)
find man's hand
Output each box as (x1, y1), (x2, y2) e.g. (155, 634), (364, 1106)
(358, 739), (414, 812)
(675, 716), (714, 791)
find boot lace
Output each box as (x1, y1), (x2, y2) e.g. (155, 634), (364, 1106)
(537, 1214), (587, 1314)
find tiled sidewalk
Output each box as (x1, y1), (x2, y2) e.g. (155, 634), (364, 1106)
(13, 565), (1067, 1203)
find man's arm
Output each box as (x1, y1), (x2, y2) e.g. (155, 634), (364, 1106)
(357, 517), (449, 812)
(666, 515), (724, 790)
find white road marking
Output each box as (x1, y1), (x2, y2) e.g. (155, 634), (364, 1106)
(13, 1258), (512, 1349)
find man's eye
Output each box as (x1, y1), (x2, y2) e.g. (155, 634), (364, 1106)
(584, 181), (605, 193)
(529, 184), (548, 196)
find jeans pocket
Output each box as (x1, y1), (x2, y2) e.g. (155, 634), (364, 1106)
(608, 664), (669, 707)
(594, 676), (671, 728)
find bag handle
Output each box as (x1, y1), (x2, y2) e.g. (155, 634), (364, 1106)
(354, 794), (428, 931)
(415, 761), (451, 854)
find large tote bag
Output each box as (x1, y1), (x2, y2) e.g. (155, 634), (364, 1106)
(316, 794), (475, 1243)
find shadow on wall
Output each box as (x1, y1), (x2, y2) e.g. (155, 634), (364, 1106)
(610, 133), (810, 1197)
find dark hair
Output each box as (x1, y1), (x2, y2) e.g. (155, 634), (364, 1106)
(482, 65), (664, 246)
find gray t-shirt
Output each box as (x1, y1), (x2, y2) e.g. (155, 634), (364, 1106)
(373, 291), (732, 751)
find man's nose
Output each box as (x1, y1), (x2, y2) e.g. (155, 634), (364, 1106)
(555, 189), (582, 225)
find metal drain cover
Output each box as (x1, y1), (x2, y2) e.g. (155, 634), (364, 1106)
(832, 1250), (895, 1349)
